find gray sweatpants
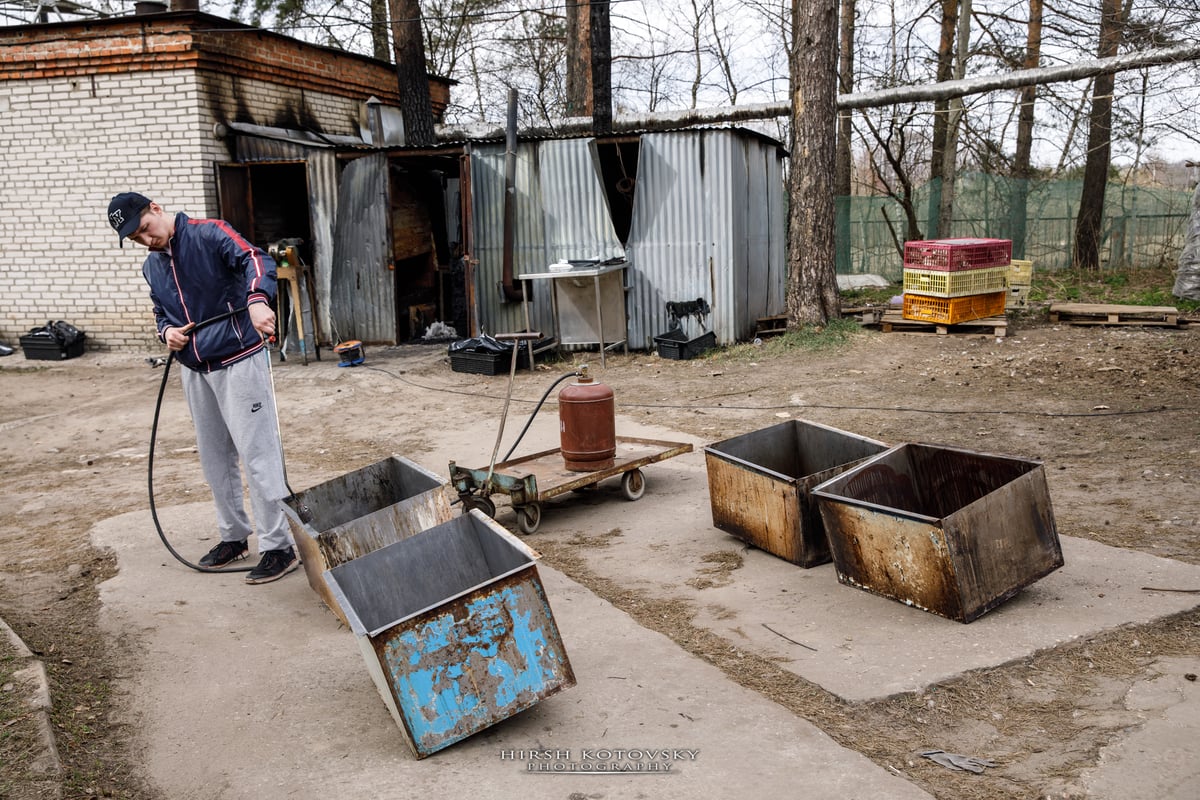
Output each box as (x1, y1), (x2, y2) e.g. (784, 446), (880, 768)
(181, 351), (293, 553)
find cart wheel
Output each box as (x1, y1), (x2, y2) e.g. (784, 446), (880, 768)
(516, 503), (542, 535)
(464, 495), (496, 518)
(621, 469), (646, 501)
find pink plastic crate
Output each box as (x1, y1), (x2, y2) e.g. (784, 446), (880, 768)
(903, 238), (1013, 272)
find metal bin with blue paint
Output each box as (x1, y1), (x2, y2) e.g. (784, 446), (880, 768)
(280, 455), (454, 627)
(323, 509), (576, 758)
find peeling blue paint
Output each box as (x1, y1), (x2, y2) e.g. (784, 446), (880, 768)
(375, 575), (573, 755)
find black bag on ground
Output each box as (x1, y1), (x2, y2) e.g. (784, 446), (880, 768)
(19, 320), (87, 360)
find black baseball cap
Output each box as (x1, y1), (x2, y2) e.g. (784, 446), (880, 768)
(107, 192), (151, 246)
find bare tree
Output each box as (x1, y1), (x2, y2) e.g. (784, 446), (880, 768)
(1074, 0), (1126, 270)
(566, 0), (593, 115)
(786, 0), (841, 327)
(1009, 0), (1043, 258)
(936, 0), (972, 236)
(389, 0), (437, 145)
(927, 0), (959, 239)
(370, 0), (389, 60)
(834, 0), (857, 272)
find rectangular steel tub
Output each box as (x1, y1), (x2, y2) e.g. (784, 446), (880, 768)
(704, 420), (888, 567)
(324, 510), (575, 758)
(812, 443), (1064, 623)
(280, 456), (453, 626)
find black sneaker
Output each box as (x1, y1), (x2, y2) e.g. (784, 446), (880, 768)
(245, 547), (299, 585)
(198, 539), (248, 568)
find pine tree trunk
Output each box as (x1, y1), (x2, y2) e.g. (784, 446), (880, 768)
(590, 0), (612, 134)
(927, 0), (958, 239)
(1074, 0), (1123, 270)
(389, 0), (436, 147)
(786, 0), (841, 328)
(566, 0), (593, 117)
(834, 0), (856, 274)
(1010, 0), (1042, 259)
(371, 0), (389, 62)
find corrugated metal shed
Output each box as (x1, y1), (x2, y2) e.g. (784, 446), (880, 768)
(226, 121), (787, 350)
(468, 128), (787, 348)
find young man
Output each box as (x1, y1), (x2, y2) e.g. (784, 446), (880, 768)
(107, 192), (299, 585)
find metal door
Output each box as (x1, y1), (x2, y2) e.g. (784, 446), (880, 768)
(330, 153), (393, 343)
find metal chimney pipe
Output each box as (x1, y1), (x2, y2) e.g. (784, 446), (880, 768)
(500, 88), (523, 303)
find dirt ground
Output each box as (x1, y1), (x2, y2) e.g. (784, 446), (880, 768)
(2, 307), (1199, 799)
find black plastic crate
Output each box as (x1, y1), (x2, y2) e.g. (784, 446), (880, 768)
(19, 334), (85, 361)
(450, 348), (534, 375)
(654, 328), (716, 360)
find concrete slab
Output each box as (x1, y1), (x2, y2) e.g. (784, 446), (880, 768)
(414, 412), (1200, 703)
(1081, 655), (1200, 800)
(92, 504), (933, 800)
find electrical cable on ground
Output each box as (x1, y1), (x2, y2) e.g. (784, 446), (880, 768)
(361, 364), (1185, 419)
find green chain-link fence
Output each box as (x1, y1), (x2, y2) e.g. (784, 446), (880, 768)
(836, 173), (1193, 280)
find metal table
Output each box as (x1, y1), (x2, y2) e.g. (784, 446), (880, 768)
(518, 261), (628, 367)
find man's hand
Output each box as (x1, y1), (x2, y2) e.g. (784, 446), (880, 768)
(249, 302), (276, 339)
(164, 323), (194, 352)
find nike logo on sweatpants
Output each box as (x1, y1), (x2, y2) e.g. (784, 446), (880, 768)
(251, 402), (262, 413)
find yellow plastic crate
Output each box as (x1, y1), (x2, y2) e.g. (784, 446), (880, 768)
(902, 291), (1007, 324)
(1006, 284), (1030, 310)
(903, 266), (1009, 298)
(1008, 259), (1033, 287)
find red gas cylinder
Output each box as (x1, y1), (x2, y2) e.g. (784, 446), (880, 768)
(559, 366), (616, 471)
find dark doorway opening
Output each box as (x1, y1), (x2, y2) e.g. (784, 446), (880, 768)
(593, 137), (640, 245)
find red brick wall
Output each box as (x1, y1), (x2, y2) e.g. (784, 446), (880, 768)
(0, 12), (450, 118)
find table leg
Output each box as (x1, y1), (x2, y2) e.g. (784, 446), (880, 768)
(593, 274), (606, 368)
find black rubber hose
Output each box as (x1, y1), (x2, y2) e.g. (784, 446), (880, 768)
(501, 370), (580, 462)
(147, 308), (293, 573)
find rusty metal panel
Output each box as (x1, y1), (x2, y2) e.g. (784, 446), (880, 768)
(704, 420), (888, 567)
(280, 456), (453, 627)
(813, 443), (1065, 623)
(324, 511), (575, 759)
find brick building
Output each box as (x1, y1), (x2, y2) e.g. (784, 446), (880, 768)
(0, 5), (450, 352)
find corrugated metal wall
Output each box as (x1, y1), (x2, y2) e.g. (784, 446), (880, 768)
(330, 152), (393, 343)
(625, 130), (786, 348)
(468, 130), (786, 350)
(466, 140), (624, 337)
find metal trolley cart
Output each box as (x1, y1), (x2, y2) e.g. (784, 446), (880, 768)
(450, 436), (693, 534)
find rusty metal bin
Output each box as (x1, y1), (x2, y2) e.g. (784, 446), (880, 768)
(704, 420), (888, 567)
(812, 443), (1064, 623)
(280, 456), (453, 626)
(324, 510), (576, 759)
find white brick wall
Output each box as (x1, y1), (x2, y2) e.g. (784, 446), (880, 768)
(0, 68), (365, 353)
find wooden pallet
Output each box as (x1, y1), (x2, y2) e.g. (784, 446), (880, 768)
(755, 314), (788, 338)
(876, 310), (1008, 337)
(1048, 303), (1181, 327)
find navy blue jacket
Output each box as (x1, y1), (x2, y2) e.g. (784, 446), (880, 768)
(142, 212), (277, 372)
